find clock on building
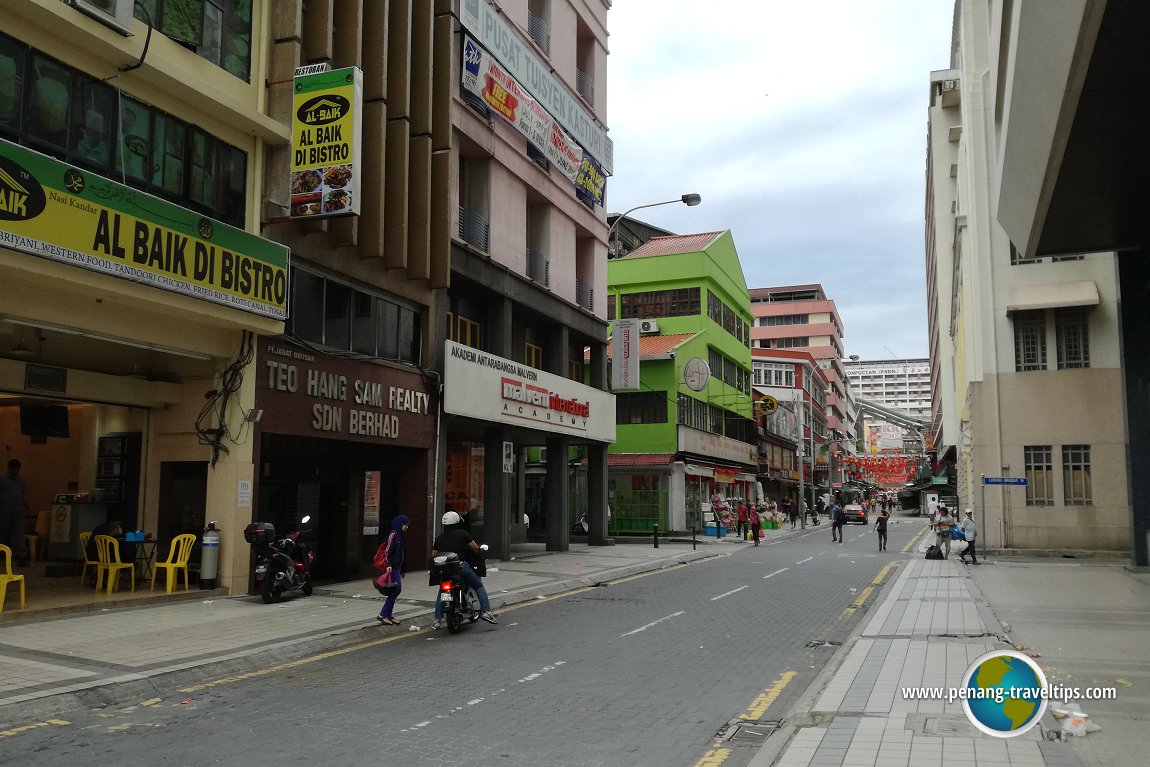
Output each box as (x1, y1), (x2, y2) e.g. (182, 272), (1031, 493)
(683, 357), (710, 392)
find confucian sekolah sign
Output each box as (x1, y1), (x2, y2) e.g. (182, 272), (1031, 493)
(290, 67), (363, 219)
(0, 138), (289, 319)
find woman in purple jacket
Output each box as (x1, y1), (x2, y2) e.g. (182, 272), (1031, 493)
(375, 515), (410, 625)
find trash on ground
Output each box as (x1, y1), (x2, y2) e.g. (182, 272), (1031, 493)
(1115, 678), (1134, 688)
(200, 600), (214, 605)
(408, 625), (419, 631)
(1027, 652), (1042, 658)
(180, 698), (193, 705)
(1060, 713), (1101, 737)
(849, 587), (858, 593)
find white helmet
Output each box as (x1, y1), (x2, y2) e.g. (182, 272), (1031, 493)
(442, 510), (462, 526)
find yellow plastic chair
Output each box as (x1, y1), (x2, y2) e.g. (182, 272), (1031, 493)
(0, 543), (25, 612)
(79, 531), (101, 584)
(151, 534), (196, 593)
(94, 535), (135, 594)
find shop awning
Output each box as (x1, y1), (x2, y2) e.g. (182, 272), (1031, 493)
(1006, 280), (1099, 312)
(684, 464), (714, 478)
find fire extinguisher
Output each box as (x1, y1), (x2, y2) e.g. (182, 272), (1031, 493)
(200, 521), (220, 589)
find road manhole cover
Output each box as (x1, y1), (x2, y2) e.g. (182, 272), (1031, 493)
(727, 722), (780, 742)
(805, 640), (842, 648)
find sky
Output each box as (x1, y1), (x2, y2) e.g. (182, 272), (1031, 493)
(606, 0), (956, 361)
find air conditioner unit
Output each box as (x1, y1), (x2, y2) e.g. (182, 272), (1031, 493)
(639, 319), (659, 334)
(68, 0), (135, 36)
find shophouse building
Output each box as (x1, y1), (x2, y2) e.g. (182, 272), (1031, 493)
(926, 0), (1127, 553)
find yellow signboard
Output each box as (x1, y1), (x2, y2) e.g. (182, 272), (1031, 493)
(291, 67), (363, 218)
(0, 139), (288, 319)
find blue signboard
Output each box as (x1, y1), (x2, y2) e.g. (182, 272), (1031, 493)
(982, 477), (1028, 486)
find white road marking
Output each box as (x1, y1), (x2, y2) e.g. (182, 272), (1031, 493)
(620, 611), (685, 637)
(467, 699), (483, 705)
(795, 556), (814, 565)
(763, 568), (788, 579)
(710, 586), (749, 601)
(414, 721), (431, 728)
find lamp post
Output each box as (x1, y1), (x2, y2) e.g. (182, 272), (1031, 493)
(607, 193), (702, 259)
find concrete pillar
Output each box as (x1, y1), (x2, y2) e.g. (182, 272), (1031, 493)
(545, 435), (570, 551)
(587, 443), (609, 545)
(484, 426), (510, 560)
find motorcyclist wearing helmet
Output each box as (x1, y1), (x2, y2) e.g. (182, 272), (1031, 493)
(431, 510), (497, 628)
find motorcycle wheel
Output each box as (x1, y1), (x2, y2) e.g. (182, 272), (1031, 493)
(260, 572), (281, 604)
(446, 607), (463, 634)
(302, 576), (313, 597)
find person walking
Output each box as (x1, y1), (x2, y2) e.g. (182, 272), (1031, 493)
(958, 509), (979, 564)
(373, 514), (410, 625)
(0, 459), (31, 566)
(830, 502), (844, 543)
(875, 508), (889, 551)
(935, 505), (955, 559)
(736, 501), (750, 541)
(788, 498), (798, 529)
(749, 504), (762, 546)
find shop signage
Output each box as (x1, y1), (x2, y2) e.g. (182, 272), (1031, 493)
(443, 340), (616, 442)
(0, 138), (289, 319)
(458, 0), (613, 173)
(462, 36), (604, 206)
(291, 67), (363, 218)
(611, 318), (639, 391)
(679, 426), (757, 466)
(256, 339), (435, 447)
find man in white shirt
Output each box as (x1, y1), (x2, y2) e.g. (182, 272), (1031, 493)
(958, 509), (979, 565)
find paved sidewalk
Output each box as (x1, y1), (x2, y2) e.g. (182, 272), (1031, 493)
(0, 532), (779, 723)
(754, 531), (1090, 767)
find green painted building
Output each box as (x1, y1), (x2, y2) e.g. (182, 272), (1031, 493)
(606, 231), (758, 532)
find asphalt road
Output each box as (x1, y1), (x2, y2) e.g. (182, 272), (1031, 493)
(4, 515), (920, 767)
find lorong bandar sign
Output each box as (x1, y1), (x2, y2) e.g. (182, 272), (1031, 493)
(0, 138), (288, 319)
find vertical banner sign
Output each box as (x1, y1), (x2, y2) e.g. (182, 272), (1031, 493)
(291, 67), (363, 218)
(612, 318), (640, 391)
(503, 441), (515, 474)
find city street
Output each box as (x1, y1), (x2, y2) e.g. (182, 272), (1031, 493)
(1, 518), (917, 767)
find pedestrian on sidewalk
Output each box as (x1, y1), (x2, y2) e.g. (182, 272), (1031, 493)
(935, 505), (955, 559)
(736, 501), (750, 541)
(958, 509), (979, 564)
(0, 458), (31, 566)
(875, 508), (889, 551)
(830, 502), (844, 542)
(788, 498), (798, 529)
(750, 504), (762, 546)
(373, 514), (410, 625)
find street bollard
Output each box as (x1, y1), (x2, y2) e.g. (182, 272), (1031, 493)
(653, 523), (659, 548)
(692, 526), (697, 551)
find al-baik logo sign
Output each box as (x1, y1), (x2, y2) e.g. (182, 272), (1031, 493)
(961, 650), (1048, 737)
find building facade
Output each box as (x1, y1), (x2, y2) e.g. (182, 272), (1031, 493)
(926, 0), (1127, 553)
(844, 358), (931, 418)
(606, 231), (756, 532)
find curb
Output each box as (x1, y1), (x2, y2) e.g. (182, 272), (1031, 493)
(0, 548), (726, 726)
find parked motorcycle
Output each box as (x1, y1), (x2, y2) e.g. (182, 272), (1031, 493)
(243, 517), (315, 603)
(432, 544), (488, 634)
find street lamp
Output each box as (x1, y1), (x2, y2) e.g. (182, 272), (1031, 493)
(607, 193), (702, 258)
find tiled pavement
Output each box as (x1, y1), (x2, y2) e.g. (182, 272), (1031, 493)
(760, 535), (1087, 767)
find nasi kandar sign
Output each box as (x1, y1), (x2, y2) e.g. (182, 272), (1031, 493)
(0, 138), (288, 319)
(290, 67), (363, 219)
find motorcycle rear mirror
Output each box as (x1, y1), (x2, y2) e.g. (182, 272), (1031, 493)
(301, 515), (311, 525)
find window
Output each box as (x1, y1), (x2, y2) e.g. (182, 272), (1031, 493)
(458, 156), (490, 252)
(527, 0), (551, 55)
(616, 392), (666, 424)
(567, 359), (583, 381)
(761, 314), (810, 327)
(1024, 446), (1053, 506)
(1013, 310), (1046, 371)
(754, 362), (795, 388)
(287, 267), (421, 364)
(775, 337), (809, 349)
(1055, 308), (1089, 369)
(454, 315), (481, 349)
(135, 1), (252, 81)
(619, 288), (700, 319)
(525, 343), (542, 369)
(607, 294), (616, 320)
(1062, 445), (1092, 505)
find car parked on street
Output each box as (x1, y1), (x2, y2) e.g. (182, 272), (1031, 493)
(843, 504), (868, 525)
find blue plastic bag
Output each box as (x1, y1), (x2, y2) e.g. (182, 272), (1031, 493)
(950, 525), (965, 541)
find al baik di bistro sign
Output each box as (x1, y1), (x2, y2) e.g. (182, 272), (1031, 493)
(0, 138), (288, 319)
(462, 36), (605, 207)
(443, 340), (616, 443)
(290, 66), (363, 218)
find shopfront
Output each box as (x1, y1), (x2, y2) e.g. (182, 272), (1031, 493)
(253, 338), (436, 582)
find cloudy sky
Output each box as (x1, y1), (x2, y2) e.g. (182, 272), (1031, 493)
(606, 0), (956, 361)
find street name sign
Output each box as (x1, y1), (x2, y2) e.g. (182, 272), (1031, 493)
(982, 477), (1028, 486)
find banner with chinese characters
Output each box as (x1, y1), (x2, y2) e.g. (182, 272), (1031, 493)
(291, 67), (363, 218)
(462, 36), (605, 207)
(0, 138), (288, 319)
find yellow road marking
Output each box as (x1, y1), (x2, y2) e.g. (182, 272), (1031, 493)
(740, 670), (797, 720)
(901, 525), (930, 553)
(873, 563), (894, 585)
(692, 742), (732, 767)
(0, 720), (70, 739)
(141, 698), (162, 706)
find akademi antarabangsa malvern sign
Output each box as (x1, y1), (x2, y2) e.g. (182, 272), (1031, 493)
(443, 341), (616, 443)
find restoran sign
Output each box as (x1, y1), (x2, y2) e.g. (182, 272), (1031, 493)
(443, 340), (616, 442)
(290, 67), (363, 218)
(0, 138), (288, 319)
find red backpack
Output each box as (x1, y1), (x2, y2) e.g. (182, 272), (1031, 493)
(373, 532), (395, 571)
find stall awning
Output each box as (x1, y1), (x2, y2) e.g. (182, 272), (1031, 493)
(1006, 280), (1099, 313)
(684, 464), (714, 478)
